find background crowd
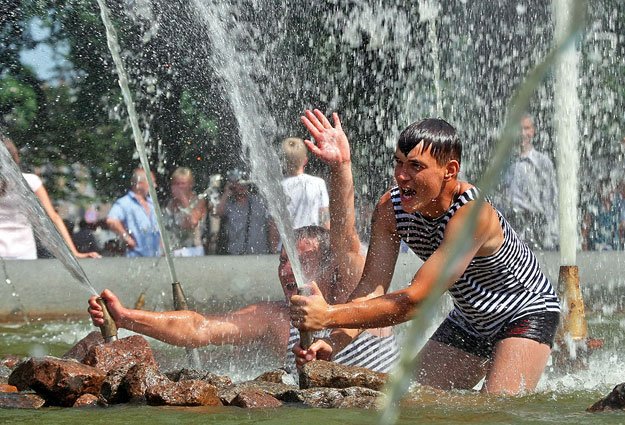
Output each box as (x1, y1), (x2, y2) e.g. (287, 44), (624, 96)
(2, 119), (625, 261)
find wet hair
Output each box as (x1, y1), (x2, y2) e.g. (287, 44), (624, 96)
(293, 225), (333, 266)
(397, 118), (462, 166)
(282, 137), (308, 171)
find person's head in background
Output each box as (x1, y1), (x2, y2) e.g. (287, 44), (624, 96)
(282, 137), (308, 176)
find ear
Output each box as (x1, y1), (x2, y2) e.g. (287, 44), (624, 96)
(444, 160), (460, 181)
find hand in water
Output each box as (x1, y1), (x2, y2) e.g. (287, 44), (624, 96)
(292, 338), (333, 370)
(301, 110), (351, 166)
(87, 289), (125, 327)
(290, 281), (330, 331)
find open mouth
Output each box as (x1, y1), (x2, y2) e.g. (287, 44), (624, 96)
(400, 187), (416, 201)
(285, 282), (298, 292)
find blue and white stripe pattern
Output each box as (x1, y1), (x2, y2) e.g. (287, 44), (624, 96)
(285, 326), (399, 374)
(391, 185), (560, 337)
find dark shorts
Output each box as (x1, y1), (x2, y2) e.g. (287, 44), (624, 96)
(430, 312), (560, 358)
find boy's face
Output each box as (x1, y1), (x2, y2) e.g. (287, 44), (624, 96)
(394, 143), (448, 215)
(278, 237), (323, 301)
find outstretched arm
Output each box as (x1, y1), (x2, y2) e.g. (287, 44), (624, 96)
(35, 185), (101, 258)
(292, 197), (498, 331)
(88, 289), (286, 348)
(301, 109), (364, 303)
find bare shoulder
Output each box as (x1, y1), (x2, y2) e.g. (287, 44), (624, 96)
(448, 183), (503, 255)
(372, 190), (397, 229)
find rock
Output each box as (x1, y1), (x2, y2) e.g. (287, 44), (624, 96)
(0, 384), (17, 392)
(73, 393), (99, 407)
(0, 392), (46, 409)
(587, 383), (625, 412)
(146, 379), (222, 406)
(230, 390), (282, 408)
(83, 335), (157, 374)
(299, 386), (382, 409)
(8, 357), (105, 407)
(300, 360), (388, 391)
(167, 368), (233, 390)
(254, 369), (296, 385)
(100, 363), (169, 404)
(218, 381), (298, 405)
(63, 331), (104, 363)
(1, 355), (21, 369)
(0, 364), (11, 384)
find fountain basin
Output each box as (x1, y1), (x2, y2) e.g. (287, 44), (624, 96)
(0, 251), (623, 320)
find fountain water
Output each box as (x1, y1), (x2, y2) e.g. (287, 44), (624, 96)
(2, 0), (625, 422)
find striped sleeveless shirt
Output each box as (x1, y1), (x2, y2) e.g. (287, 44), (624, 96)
(391, 185), (560, 337)
(284, 325), (399, 374)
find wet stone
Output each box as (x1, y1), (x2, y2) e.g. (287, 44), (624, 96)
(230, 390), (282, 408)
(299, 386), (382, 409)
(83, 335), (157, 374)
(218, 380), (298, 405)
(587, 383), (625, 412)
(254, 369), (296, 385)
(167, 368), (233, 390)
(300, 360), (388, 391)
(8, 357), (105, 407)
(1, 355), (22, 369)
(0, 384), (18, 392)
(146, 379), (222, 406)
(63, 331), (104, 363)
(119, 364), (170, 403)
(73, 393), (99, 407)
(0, 392), (46, 409)
(0, 364), (11, 384)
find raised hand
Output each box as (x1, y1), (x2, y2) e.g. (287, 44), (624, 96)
(300, 109), (351, 166)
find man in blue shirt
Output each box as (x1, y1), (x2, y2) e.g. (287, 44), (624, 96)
(107, 168), (162, 257)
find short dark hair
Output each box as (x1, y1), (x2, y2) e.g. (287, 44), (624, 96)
(397, 118), (462, 166)
(293, 226), (333, 266)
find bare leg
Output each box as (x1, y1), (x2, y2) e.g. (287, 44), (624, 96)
(482, 337), (551, 395)
(417, 340), (489, 390)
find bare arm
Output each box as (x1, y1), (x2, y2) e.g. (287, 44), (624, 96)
(301, 110), (365, 302)
(105, 217), (136, 250)
(292, 196), (499, 331)
(89, 289), (287, 348)
(35, 185), (101, 258)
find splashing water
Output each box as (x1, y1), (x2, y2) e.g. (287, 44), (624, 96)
(0, 143), (97, 297)
(95, 0), (179, 285)
(191, 0), (307, 291)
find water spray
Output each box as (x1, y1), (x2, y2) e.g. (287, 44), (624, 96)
(95, 0), (200, 369)
(552, 0), (601, 371)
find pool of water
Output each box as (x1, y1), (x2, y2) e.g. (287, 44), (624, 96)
(1, 314), (624, 424)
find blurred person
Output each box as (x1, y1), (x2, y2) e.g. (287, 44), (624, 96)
(0, 137), (100, 259)
(164, 167), (207, 257)
(499, 114), (558, 250)
(215, 169), (271, 255)
(72, 207), (100, 254)
(581, 177), (625, 251)
(281, 137), (330, 229)
(106, 168), (161, 257)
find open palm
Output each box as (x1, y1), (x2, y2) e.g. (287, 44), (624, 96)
(301, 109), (351, 166)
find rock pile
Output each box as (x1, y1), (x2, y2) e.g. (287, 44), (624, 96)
(0, 331), (389, 410)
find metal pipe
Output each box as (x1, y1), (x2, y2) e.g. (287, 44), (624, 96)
(96, 297), (118, 343)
